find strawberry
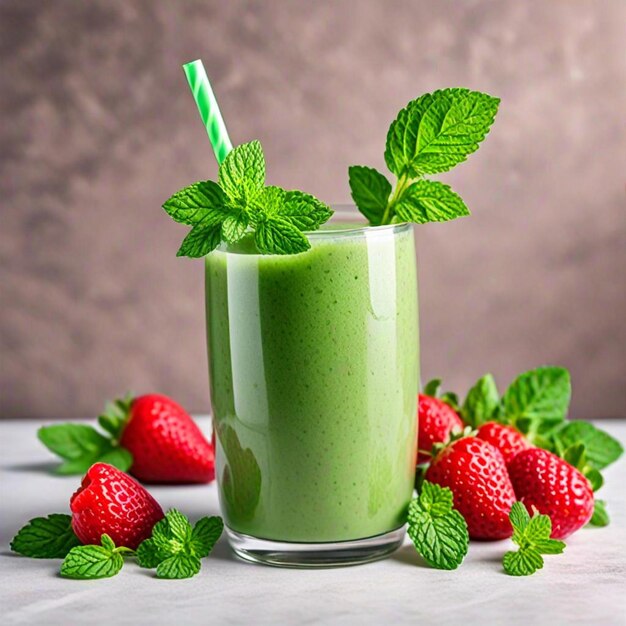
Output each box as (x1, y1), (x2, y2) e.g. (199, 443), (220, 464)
(425, 436), (516, 539)
(476, 421), (532, 465)
(119, 394), (215, 484)
(417, 394), (464, 464)
(70, 463), (164, 549)
(508, 448), (594, 539)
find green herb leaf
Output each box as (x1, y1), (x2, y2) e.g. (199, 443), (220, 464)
(501, 367), (571, 437)
(422, 379), (442, 397)
(37, 423), (130, 475)
(461, 373), (499, 428)
(221, 212), (249, 244)
(348, 165), (392, 225)
(190, 516), (224, 558)
(218, 140), (265, 204)
(562, 443), (587, 471)
(395, 180), (469, 224)
(503, 547), (544, 576)
(164, 138), (332, 257)
(504, 502), (566, 576)
(584, 467), (604, 492)
(162, 180), (229, 225)
(440, 391), (461, 412)
(407, 481), (469, 570)
(38, 424), (111, 462)
(385, 88), (500, 178)
(136, 509), (224, 579)
(157, 554), (201, 579)
(164, 509), (193, 543)
(588, 500), (609, 527)
(281, 190), (333, 231)
(552, 421), (623, 470)
(177, 223), (223, 258)
(60, 535), (124, 580)
(136, 539), (162, 568)
(98, 447), (133, 472)
(10, 514), (80, 559)
(255, 215), (311, 255)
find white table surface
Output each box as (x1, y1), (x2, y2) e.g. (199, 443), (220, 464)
(1, 418), (624, 626)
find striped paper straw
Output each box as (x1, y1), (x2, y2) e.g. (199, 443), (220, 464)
(183, 59), (233, 165)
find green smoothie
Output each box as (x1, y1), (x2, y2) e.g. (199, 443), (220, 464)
(205, 222), (419, 542)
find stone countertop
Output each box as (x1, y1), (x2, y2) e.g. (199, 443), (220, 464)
(1, 418), (624, 626)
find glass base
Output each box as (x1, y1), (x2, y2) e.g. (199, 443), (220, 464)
(226, 526), (405, 568)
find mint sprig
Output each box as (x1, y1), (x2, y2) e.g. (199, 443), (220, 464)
(37, 395), (134, 475)
(407, 481), (469, 570)
(163, 141), (332, 257)
(60, 534), (134, 580)
(10, 514), (80, 558)
(503, 503), (566, 576)
(350, 88), (499, 226)
(137, 509), (223, 579)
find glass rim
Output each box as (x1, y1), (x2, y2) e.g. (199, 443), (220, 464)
(304, 204), (411, 237)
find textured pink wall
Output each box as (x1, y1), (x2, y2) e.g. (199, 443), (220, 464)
(1, 0), (625, 419)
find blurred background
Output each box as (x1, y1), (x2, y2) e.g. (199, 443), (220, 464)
(1, 0), (624, 420)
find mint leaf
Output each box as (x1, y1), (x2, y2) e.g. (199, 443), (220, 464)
(255, 215), (310, 255)
(164, 139), (332, 257)
(136, 509), (224, 579)
(11, 514), (80, 559)
(348, 166), (392, 225)
(552, 421), (623, 470)
(177, 223), (223, 258)
(422, 379), (442, 397)
(504, 502), (566, 576)
(257, 186), (332, 232)
(221, 212), (249, 244)
(157, 554), (201, 579)
(588, 500), (609, 527)
(503, 547), (544, 576)
(509, 500), (530, 539)
(190, 516), (224, 558)
(501, 367), (571, 437)
(461, 373), (499, 428)
(407, 481), (469, 570)
(395, 180), (469, 224)
(162, 180), (229, 225)
(164, 509), (193, 543)
(136, 539), (162, 568)
(60, 534), (124, 580)
(385, 88), (500, 177)
(218, 140), (265, 205)
(281, 190), (333, 230)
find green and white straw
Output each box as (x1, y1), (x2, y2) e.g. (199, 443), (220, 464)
(183, 59), (233, 165)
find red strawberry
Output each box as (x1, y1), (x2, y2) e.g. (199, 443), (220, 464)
(508, 448), (594, 539)
(476, 421), (532, 465)
(425, 436), (516, 539)
(417, 395), (464, 464)
(70, 463), (164, 549)
(120, 394), (215, 484)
